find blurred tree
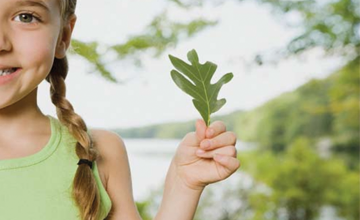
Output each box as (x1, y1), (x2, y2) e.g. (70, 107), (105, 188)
(328, 57), (360, 169)
(241, 137), (360, 220)
(232, 58), (359, 167)
(248, 0), (360, 64)
(69, 8), (217, 83)
(69, 0), (359, 82)
(136, 201), (152, 220)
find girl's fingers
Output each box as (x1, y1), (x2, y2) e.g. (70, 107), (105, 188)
(206, 121), (226, 138)
(196, 145), (237, 158)
(181, 119), (206, 146)
(200, 131), (237, 150)
(213, 154), (241, 173)
(181, 120), (232, 147)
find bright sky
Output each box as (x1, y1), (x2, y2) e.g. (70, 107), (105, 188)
(38, 0), (344, 129)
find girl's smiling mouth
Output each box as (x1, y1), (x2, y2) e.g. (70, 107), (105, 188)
(0, 67), (18, 76)
(0, 67), (21, 86)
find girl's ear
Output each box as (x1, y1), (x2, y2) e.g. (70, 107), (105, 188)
(55, 14), (77, 59)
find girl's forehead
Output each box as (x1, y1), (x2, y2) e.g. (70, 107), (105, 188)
(6, 0), (62, 12)
(14, 0), (51, 9)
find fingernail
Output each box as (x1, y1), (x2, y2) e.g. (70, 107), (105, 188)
(196, 149), (205, 154)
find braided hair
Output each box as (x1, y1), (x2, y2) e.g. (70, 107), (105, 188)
(45, 1), (102, 219)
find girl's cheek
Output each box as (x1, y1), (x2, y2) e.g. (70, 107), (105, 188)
(15, 31), (57, 67)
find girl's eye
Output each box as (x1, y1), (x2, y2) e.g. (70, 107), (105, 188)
(14, 13), (40, 23)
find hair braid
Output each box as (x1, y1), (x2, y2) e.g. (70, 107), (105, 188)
(46, 57), (101, 220)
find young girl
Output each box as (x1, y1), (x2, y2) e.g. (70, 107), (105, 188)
(0, 0), (240, 219)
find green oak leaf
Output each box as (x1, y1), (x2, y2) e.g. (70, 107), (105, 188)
(168, 49), (233, 126)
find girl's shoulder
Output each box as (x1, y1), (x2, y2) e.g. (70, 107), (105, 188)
(89, 129), (126, 190)
(89, 129), (139, 218)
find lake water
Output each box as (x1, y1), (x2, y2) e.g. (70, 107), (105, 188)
(124, 138), (252, 201)
(124, 138), (179, 201)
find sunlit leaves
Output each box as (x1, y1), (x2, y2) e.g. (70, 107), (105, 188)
(70, 13), (217, 83)
(70, 39), (118, 82)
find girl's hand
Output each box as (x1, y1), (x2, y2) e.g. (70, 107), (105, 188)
(172, 119), (240, 191)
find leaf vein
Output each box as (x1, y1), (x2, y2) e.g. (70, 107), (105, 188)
(179, 62), (201, 82)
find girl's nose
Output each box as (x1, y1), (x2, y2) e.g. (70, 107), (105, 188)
(0, 34), (12, 53)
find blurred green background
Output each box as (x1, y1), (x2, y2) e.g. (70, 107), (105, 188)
(69, 0), (359, 219)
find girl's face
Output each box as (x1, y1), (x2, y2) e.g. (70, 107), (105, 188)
(0, 0), (73, 109)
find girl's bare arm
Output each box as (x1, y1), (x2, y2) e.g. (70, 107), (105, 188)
(154, 160), (204, 220)
(92, 129), (142, 220)
(94, 130), (205, 220)
(93, 119), (239, 220)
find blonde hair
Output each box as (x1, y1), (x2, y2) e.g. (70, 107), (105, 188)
(45, 0), (102, 219)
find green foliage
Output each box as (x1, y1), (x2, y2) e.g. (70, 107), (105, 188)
(169, 0), (359, 63)
(255, 93), (300, 152)
(70, 39), (118, 83)
(111, 12), (217, 60)
(240, 60), (359, 167)
(329, 58), (360, 155)
(136, 201), (152, 220)
(251, 78), (335, 152)
(69, 0), (358, 80)
(329, 170), (360, 220)
(249, 0), (360, 63)
(168, 0), (204, 8)
(241, 137), (360, 220)
(169, 49), (233, 126)
(70, 11), (217, 82)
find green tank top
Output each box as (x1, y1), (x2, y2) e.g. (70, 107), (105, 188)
(0, 115), (112, 220)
